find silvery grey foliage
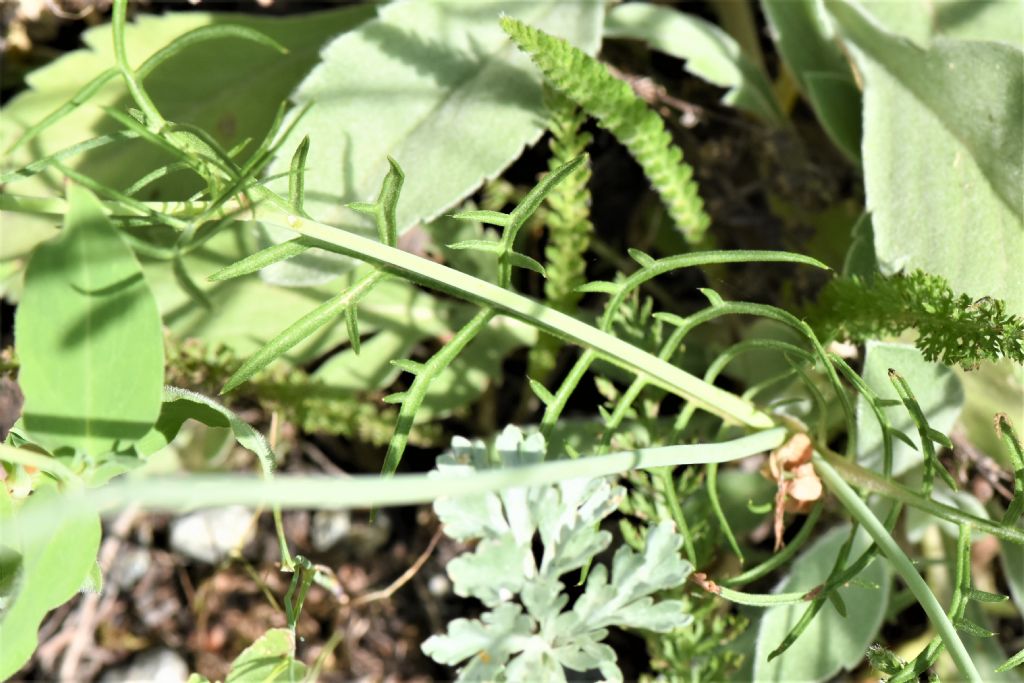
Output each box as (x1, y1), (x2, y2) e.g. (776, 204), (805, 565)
(422, 426), (694, 682)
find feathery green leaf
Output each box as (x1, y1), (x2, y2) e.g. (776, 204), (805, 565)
(501, 16), (710, 243)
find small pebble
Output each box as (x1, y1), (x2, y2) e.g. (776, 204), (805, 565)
(99, 647), (188, 683)
(169, 506), (254, 564)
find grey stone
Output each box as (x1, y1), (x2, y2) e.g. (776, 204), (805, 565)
(99, 647), (188, 683)
(169, 506), (254, 564)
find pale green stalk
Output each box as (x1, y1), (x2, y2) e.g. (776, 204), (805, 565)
(1, 427), (786, 525)
(0, 189), (769, 428)
(813, 453), (982, 683)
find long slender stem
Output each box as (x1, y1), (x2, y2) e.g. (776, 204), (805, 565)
(813, 453), (982, 683)
(817, 447), (1023, 544)
(6, 190), (1021, 546)
(111, 0), (166, 132)
(1, 429), (788, 533)
(0, 192), (773, 430)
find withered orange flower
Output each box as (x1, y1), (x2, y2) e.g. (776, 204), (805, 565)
(763, 433), (823, 551)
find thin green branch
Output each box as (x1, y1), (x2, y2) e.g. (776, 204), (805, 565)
(814, 453), (982, 683)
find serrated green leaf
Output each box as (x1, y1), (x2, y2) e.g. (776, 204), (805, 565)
(263, 0), (603, 284)
(605, 3), (783, 124)
(15, 184), (164, 456)
(225, 628), (307, 683)
(827, 0), (1024, 315)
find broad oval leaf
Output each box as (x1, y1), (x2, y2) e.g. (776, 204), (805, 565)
(856, 0), (1023, 49)
(754, 525), (890, 682)
(15, 184), (164, 456)
(827, 0), (1024, 314)
(263, 0), (603, 285)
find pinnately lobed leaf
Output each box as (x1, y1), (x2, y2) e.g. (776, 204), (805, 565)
(15, 183), (164, 456)
(813, 269), (1024, 369)
(423, 426), (693, 682)
(501, 15), (711, 243)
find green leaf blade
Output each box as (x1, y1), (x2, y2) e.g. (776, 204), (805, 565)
(15, 184), (164, 455)
(827, 0), (1024, 315)
(0, 487), (102, 681)
(605, 3), (783, 124)
(261, 0), (604, 283)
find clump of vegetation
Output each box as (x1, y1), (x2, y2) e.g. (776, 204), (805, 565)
(0, 0), (1021, 681)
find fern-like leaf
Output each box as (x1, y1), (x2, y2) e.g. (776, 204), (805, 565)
(528, 91), (595, 381)
(542, 90), (594, 311)
(812, 270), (1024, 369)
(501, 16), (710, 243)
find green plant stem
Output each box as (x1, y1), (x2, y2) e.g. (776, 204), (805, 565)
(0, 192), (771, 429)
(263, 213), (781, 428)
(0, 191), (775, 429)
(381, 308), (495, 477)
(1, 428), (787, 527)
(111, 0), (166, 132)
(817, 447), (1023, 544)
(723, 503), (824, 587)
(6, 191), (1023, 545)
(813, 453), (983, 683)
(653, 467), (696, 565)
